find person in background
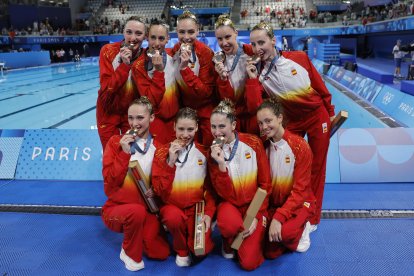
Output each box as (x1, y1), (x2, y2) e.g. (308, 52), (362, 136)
(96, 16), (146, 149)
(172, 10), (216, 146)
(213, 14), (259, 135)
(101, 97), (170, 272)
(152, 107), (216, 267)
(246, 22), (335, 232)
(256, 98), (316, 259)
(133, 19), (180, 144)
(208, 100), (271, 271)
(393, 39), (405, 78)
(282, 36), (288, 51)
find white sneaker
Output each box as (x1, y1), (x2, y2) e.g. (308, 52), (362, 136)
(309, 224), (318, 233)
(175, 255), (191, 267)
(120, 248), (145, 271)
(296, 222), (311, 253)
(221, 243), (235, 259)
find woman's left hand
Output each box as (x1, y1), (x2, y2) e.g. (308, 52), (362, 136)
(242, 217), (258, 238)
(202, 214), (212, 233)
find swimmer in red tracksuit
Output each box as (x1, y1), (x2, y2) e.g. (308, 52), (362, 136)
(209, 100), (271, 271)
(132, 19), (180, 144)
(96, 16), (146, 150)
(172, 10), (216, 146)
(247, 22), (335, 230)
(152, 107), (216, 267)
(257, 98), (317, 259)
(101, 97), (169, 272)
(213, 15), (259, 135)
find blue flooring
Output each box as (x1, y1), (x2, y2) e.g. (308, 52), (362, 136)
(0, 180), (105, 206)
(0, 212), (413, 275)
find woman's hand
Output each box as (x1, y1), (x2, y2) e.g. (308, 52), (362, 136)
(120, 133), (135, 153)
(242, 218), (258, 238)
(179, 48), (191, 70)
(152, 51), (164, 71)
(214, 62), (228, 80)
(201, 214), (212, 233)
(167, 139), (184, 167)
(210, 144), (226, 172)
(120, 46), (132, 65)
(246, 61), (258, 79)
(269, 219), (283, 242)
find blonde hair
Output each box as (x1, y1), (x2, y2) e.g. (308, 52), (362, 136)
(251, 22), (274, 38)
(212, 99), (236, 123)
(215, 14), (235, 31)
(125, 16), (147, 32)
(129, 96), (153, 115)
(177, 10), (198, 24)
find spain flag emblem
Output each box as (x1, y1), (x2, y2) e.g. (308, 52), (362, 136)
(322, 122), (328, 134)
(285, 155), (290, 164)
(303, 202), (310, 208)
(198, 159), (203, 166)
(291, 68), (297, 75)
(245, 151), (251, 159)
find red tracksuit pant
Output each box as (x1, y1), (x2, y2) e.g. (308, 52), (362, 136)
(217, 202), (265, 271)
(264, 204), (315, 259)
(286, 105), (330, 225)
(102, 203), (170, 262)
(160, 204), (214, 257)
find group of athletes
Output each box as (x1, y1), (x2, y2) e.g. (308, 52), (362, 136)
(96, 10), (335, 272)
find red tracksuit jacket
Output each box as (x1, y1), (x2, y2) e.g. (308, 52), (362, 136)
(97, 41), (139, 116)
(208, 133), (271, 218)
(171, 40), (216, 117)
(151, 142), (216, 218)
(102, 134), (160, 210)
(265, 130), (316, 223)
(245, 51), (335, 121)
(132, 48), (180, 121)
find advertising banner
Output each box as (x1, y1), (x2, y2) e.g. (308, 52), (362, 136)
(15, 129), (103, 180)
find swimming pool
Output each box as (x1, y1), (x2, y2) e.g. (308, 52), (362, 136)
(0, 61), (387, 130)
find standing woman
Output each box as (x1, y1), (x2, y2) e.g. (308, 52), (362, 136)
(97, 16), (146, 150)
(246, 22), (335, 230)
(209, 100), (271, 271)
(133, 19), (180, 144)
(152, 107), (216, 267)
(172, 10), (215, 146)
(256, 98), (316, 259)
(213, 15), (259, 134)
(101, 97), (169, 271)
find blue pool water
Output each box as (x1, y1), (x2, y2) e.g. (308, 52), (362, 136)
(0, 61), (387, 129)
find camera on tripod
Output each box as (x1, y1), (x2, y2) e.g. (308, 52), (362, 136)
(400, 43), (414, 52)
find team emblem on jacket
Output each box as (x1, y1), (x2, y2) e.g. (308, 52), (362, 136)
(291, 67), (297, 75)
(322, 122), (328, 133)
(245, 151), (251, 159)
(197, 159), (203, 166)
(303, 202), (310, 208)
(285, 155), (290, 164)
